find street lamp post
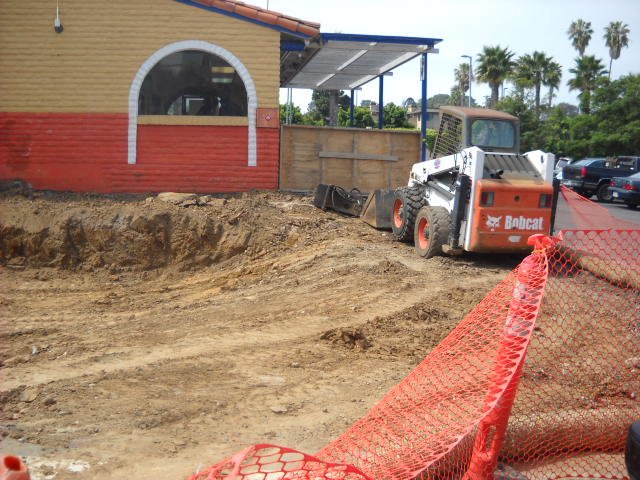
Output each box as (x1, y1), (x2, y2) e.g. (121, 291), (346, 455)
(461, 55), (472, 108)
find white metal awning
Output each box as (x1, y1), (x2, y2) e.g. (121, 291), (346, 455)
(282, 33), (441, 91)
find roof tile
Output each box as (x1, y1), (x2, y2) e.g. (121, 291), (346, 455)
(186, 0), (321, 37)
(234, 4), (258, 19)
(275, 17), (299, 33)
(256, 11), (279, 25)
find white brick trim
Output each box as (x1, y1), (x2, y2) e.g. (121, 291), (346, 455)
(128, 40), (258, 166)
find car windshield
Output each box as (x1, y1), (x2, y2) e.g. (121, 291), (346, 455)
(470, 120), (515, 148)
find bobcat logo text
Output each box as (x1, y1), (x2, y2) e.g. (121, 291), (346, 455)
(485, 215), (545, 231)
(486, 215), (502, 231)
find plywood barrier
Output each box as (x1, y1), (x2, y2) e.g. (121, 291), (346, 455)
(279, 125), (421, 192)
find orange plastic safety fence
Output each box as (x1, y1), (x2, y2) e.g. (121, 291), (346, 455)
(189, 444), (369, 480)
(499, 229), (640, 479)
(316, 249), (548, 480)
(555, 186), (639, 230)
(189, 195), (639, 480)
(188, 249), (549, 480)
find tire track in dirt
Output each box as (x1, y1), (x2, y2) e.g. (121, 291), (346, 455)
(1, 191), (511, 480)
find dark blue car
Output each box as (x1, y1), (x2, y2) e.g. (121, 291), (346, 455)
(610, 171), (640, 209)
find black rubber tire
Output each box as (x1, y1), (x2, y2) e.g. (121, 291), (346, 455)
(596, 183), (613, 202)
(391, 186), (427, 243)
(413, 206), (450, 259)
(625, 202), (639, 209)
(626, 420), (640, 480)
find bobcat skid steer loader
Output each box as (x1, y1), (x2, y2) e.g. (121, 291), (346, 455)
(363, 106), (559, 258)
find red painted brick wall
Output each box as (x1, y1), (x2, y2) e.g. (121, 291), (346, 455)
(0, 113), (279, 193)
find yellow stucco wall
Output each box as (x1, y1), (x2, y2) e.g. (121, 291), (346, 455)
(0, 0), (281, 113)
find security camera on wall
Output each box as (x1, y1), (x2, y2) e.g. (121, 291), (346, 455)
(54, 1), (63, 33)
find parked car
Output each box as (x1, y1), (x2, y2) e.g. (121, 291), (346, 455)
(610, 171), (640, 209)
(562, 156), (640, 202)
(554, 157), (572, 180)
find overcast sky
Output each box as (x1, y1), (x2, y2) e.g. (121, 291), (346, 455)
(266, 0), (639, 111)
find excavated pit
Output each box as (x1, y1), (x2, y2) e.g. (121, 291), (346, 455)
(1, 188), (515, 480)
(0, 191), (306, 272)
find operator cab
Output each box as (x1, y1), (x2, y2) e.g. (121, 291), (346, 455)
(432, 106), (521, 158)
(470, 118), (517, 152)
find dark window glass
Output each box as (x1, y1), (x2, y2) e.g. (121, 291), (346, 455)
(616, 157), (638, 170)
(470, 119), (516, 149)
(573, 158), (604, 167)
(139, 50), (247, 116)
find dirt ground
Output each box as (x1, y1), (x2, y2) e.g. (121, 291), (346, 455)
(0, 188), (518, 480)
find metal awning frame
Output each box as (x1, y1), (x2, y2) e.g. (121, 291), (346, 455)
(283, 32), (441, 91)
(281, 32), (443, 161)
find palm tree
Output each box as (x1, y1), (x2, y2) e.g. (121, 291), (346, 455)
(567, 19), (593, 57)
(475, 45), (515, 108)
(454, 63), (471, 106)
(514, 51), (553, 111)
(604, 21), (631, 79)
(567, 55), (608, 114)
(543, 61), (562, 108)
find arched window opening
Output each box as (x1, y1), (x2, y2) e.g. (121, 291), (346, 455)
(139, 50), (247, 116)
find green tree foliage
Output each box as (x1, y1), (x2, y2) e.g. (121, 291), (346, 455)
(556, 102), (579, 116)
(307, 89), (351, 125)
(279, 103), (303, 125)
(604, 21), (631, 79)
(588, 73), (640, 155)
(496, 92), (540, 152)
(475, 45), (515, 108)
(567, 55), (608, 114)
(454, 63), (471, 106)
(506, 74), (640, 158)
(383, 103), (411, 129)
(337, 106), (375, 128)
(534, 108), (574, 156)
(427, 94), (451, 108)
(567, 19), (593, 57)
(424, 128), (437, 153)
(513, 51), (556, 112)
(543, 61), (563, 108)
(449, 87), (462, 107)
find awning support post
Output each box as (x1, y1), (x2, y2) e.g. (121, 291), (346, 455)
(378, 75), (384, 129)
(350, 89), (355, 127)
(421, 52), (428, 162)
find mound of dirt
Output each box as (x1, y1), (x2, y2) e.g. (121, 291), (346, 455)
(0, 192), (323, 271)
(0, 190), (513, 480)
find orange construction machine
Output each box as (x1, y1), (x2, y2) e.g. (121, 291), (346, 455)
(364, 106), (558, 258)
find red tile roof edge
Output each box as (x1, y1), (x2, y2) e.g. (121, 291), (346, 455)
(185, 0), (321, 37)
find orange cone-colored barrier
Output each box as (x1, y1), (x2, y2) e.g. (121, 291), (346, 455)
(0, 455), (30, 480)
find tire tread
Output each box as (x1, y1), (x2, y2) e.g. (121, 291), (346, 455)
(414, 206), (451, 258)
(392, 186), (427, 242)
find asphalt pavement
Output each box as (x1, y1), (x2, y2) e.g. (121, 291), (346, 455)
(602, 201), (640, 225)
(554, 195), (640, 231)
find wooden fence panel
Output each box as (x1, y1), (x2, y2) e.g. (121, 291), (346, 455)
(279, 125), (421, 192)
